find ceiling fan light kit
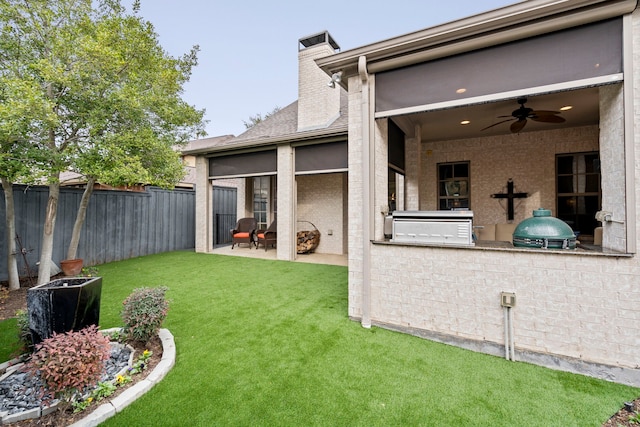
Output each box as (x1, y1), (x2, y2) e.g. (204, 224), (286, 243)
(482, 97), (566, 133)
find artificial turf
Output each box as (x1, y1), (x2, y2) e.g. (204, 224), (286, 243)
(1, 251), (637, 426)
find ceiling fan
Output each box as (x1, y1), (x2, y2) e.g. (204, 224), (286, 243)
(481, 97), (566, 133)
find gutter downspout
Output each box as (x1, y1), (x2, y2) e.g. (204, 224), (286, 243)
(359, 55), (372, 329)
(623, 12), (637, 254)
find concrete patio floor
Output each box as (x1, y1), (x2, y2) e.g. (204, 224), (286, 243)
(210, 244), (348, 267)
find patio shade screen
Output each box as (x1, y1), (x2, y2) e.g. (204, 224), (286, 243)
(295, 141), (347, 174)
(209, 150), (277, 178)
(375, 18), (622, 113)
(388, 120), (405, 173)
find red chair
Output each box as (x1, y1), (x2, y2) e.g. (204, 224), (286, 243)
(256, 220), (277, 251)
(231, 218), (257, 249)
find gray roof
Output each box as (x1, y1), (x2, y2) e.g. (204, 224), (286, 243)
(181, 135), (235, 153)
(184, 88), (348, 156)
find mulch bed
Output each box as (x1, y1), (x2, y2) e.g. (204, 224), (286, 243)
(1, 279), (163, 426)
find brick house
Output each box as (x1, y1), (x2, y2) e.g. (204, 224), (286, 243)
(187, 31), (349, 259)
(189, 0), (640, 386)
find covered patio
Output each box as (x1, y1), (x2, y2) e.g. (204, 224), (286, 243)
(210, 244), (348, 267)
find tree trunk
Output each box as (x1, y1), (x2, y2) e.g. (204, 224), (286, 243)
(66, 177), (95, 260)
(37, 178), (60, 285)
(1, 178), (20, 290)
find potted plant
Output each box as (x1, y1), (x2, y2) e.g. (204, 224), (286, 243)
(60, 258), (84, 276)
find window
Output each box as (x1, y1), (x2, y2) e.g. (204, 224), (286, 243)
(253, 176), (276, 230)
(253, 177), (269, 230)
(556, 152), (601, 237)
(438, 162), (470, 210)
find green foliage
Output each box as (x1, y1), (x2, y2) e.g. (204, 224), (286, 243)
(91, 252), (639, 427)
(243, 106), (281, 129)
(26, 325), (111, 401)
(128, 349), (152, 375)
(72, 380), (116, 412)
(0, 0), (206, 187)
(81, 265), (99, 277)
(121, 286), (169, 343)
(15, 309), (32, 351)
(103, 327), (125, 343)
(0, 0), (207, 283)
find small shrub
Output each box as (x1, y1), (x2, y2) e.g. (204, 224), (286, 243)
(25, 325), (110, 402)
(81, 266), (99, 277)
(15, 309), (32, 350)
(102, 327), (125, 343)
(0, 286), (8, 304)
(121, 286), (169, 343)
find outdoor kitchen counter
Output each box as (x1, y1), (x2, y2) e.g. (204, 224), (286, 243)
(373, 239), (633, 257)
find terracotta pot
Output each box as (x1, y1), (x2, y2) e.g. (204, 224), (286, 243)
(60, 258), (84, 276)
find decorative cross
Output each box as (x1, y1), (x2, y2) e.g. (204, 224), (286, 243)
(491, 178), (528, 221)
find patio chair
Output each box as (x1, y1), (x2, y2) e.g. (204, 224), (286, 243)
(231, 217), (257, 249)
(256, 220), (277, 251)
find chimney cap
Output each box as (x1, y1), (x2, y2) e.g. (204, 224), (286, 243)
(299, 31), (340, 51)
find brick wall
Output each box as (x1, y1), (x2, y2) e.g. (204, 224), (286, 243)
(420, 125), (600, 227)
(347, 15), (640, 383)
(296, 173), (346, 254)
(367, 243), (640, 382)
(297, 43), (341, 131)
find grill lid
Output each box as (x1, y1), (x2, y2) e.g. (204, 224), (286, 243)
(513, 208), (576, 249)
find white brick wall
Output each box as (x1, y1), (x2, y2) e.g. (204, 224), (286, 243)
(297, 44), (341, 131)
(194, 156), (210, 253)
(278, 145), (295, 261)
(347, 14), (640, 384)
(296, 173), (346, 255)
(368, 244), (640, 372)
(420, 125), (600, 227)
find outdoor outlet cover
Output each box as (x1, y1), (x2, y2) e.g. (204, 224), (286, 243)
(501, 292), (516, 308)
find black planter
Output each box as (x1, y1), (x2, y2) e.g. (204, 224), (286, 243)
(27, 276), (102, 346)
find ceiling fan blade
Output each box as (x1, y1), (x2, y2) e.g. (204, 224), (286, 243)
(530, 110), (561, 116)
(510, 119), (527, 133)
(531, 115), (565, 123)
(481, 118), (514, 131)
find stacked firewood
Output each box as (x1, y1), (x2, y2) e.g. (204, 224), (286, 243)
(297, 230), (320, 254)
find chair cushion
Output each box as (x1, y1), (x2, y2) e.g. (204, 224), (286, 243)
(234, 232), (250, 238)
(257, 233), (265, 239)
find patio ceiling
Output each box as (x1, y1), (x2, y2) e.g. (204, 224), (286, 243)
(397, 86), (600, 142)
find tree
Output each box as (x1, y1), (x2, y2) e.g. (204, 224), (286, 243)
(0, 77), (54, 290)
(0, 0), (206, 285)
(242, 106), (281, 129)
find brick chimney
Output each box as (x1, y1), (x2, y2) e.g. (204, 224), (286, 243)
(297, 31), (341, 132)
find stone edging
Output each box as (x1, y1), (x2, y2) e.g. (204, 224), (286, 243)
(67, 328), (176, 427)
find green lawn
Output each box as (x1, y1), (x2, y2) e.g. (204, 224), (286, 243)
(1, 251), (637, 426)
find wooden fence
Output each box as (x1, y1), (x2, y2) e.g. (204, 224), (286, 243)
(0, 185), (195, 282)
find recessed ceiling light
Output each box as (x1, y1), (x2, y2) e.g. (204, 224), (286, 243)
(456, 88), (467, 94)
(460, 120), (470, 125)
(560, 105), (573, 111)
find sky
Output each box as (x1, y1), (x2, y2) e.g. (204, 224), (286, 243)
(131, 0), (519, 138)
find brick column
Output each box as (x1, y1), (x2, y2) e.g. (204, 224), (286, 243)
(277, 145), (295, 261)
(194, 156), (211, 253)
(405, 124), (421, 210)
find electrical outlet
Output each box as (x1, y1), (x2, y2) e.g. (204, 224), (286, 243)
(501, 292), (516, 308)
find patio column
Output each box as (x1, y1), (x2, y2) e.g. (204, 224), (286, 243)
(277, 144), (295, 261)
(194, 156), (211, 253)
(405, 124), (421, 210)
